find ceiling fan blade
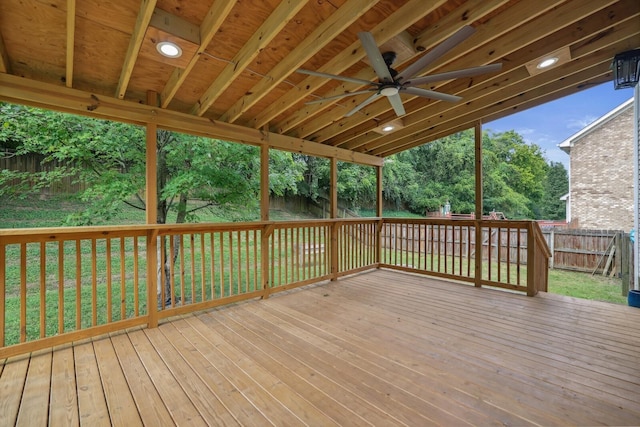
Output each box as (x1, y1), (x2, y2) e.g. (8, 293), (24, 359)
(386, 93), (406, 117)
(405, 63), (503, 86)
(358, 32), (394, 83)
(345, 93), (381, 117)
(402, 87), (462, 102)
(396, 25), (476, 82)
(297, 69), (377, 87)
(304, 89), (375, 105)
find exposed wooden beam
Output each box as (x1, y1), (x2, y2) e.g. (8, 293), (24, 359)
(160, 0), (236, 108)
(270, 0), (508, 135)
(365, 22), (640, 155)
(191, 0), (307, 116)
(0, 30), (10, 74)
(0, 73), (383, 167)
(378, 64), (614, 156)
(218, 0), (380, 123)
(306, 0), (616, 145)
(65, 0), (76, 88)
(115, 0), (157, 99)
(324, 0), (635, 153)
(252, 0), (454, 130)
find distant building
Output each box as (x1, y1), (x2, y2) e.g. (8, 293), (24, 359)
(558, 98), (634, 231)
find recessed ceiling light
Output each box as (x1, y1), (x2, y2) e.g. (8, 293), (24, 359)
(373, 118), (404, 135)
(537, 57), (558, 69)
(156, 41), (182, 58)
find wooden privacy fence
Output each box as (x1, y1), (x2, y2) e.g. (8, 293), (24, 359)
(0, 150), (85, 194)
(540, 228), (630, 275)
(0, 218), (550, 358)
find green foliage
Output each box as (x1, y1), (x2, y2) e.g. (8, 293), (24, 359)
(541, 161), (569, 220)
(1, 102), (568, 223)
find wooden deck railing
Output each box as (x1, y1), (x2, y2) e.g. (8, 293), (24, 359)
(380, 219), (550, 294)
(0, 218), (549, 358)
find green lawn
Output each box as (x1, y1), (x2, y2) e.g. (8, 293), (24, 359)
(1, 195), (630, 308)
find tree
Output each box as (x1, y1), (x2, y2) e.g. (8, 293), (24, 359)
(0, 103), (303, 303)
(540, 161), (569, 220)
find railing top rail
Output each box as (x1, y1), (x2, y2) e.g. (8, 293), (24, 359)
(530, 222), (552, 258)
(381, 217), (533, 228)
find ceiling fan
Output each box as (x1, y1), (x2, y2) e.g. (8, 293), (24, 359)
(297, 26), (502, 118)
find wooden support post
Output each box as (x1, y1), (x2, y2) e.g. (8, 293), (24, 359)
(474, 122), (483, 288)
(376, 165), (383, 267)
(260, 143), (271, 298)
(146, 91), (158, 225)
(330, 157), (339, 281)
(145, 91), (158, 326)
(260, 139), (270, 221)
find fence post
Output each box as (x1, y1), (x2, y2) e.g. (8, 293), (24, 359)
(549, 229), (555, 269)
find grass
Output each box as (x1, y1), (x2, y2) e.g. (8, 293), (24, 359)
(548, 269), (628, 305)
(0, 195), (630, 346)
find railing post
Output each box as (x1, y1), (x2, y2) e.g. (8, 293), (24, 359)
(376, 219), (383, 268)
(261, 223), (274, 299)
(331, 221), (339, 281)
(474, 221), (483, 287)
(0, 240), (5, 347)
(146, 229), (158, 328)
(527, 223), (537, 296)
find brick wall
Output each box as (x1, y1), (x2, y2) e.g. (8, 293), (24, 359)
(570, 105), (634, 231)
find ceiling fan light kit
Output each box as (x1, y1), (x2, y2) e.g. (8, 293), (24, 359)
(298, 26), (502, 118)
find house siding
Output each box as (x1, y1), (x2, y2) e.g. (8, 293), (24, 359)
(569, 105), (634, 231)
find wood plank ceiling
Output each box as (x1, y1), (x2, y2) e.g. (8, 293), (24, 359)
(0, 0), (638, 163)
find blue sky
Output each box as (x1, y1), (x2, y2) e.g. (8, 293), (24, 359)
(484, 82), (635, 169)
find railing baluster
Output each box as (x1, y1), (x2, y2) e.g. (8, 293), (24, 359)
(91, 239), (97, 326)
(78, 240), (83, 327)
(21, 243), (27, 342)
(133, 236), (139, 317)
(120, 237), (126, 320)
(40, 242), (46, 338)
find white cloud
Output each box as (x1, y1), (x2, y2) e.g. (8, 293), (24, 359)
(567, 115), (598, 130)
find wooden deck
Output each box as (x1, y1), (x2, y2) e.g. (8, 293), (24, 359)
(1, 269), (639, 426)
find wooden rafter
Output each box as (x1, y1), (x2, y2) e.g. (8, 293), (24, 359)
(0, 0), (632, 161)
(191, 0), (307, 117)
(0, 73), (382, 167)
(217, 0), (380, 123)
(347, 1), (640, 155)
(0, 31), (9, 74)
(308, 0), (624, 150)
(65, 0), (76, 88)
(306, 0), (577, 145)
(160, 0), (236, 108)
(115, 0), (157, 99)
(267, 0), (508, 134)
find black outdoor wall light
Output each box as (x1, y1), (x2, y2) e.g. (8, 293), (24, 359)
(613, 49), (640, 89)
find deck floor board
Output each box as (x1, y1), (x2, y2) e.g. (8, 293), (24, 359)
(1, 269), (639, 426)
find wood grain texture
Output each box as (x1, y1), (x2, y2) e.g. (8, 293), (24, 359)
(1, 269), (638, 425)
